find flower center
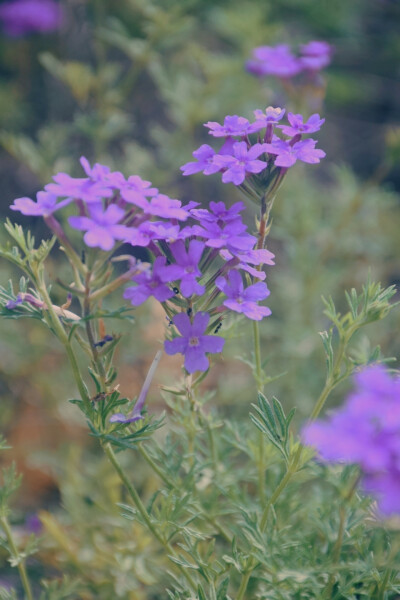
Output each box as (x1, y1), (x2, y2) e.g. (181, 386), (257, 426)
(189, 336), (199, 347)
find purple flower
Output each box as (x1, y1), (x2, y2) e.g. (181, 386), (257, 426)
(10, 190), (71, 216)
(278, 113), (325, 136)
(247, 44), (302, 78)
(128, 194), (189, 221)
(120, 175), (158, 205)
(25, 514), (43, 535)
(126, 220), (193, 248)
(144, 222), (195, 243)
(213, 142), (268, 185)
(193, 220), (255, 252)
(248, 107), (286, 133)
(5, 296), (23, 310)
(169, 240), (205, 297)
(299, 41), (333, 71)
(123, 257), (178, 305)
(69, 204), (129, 251)
(190, 201), (245, 226)
(302, 365), (400, 516)
(125, 221), (161, 248)
(264, 138), (326, 167)
(0, 0), (62, 36)
(164, 312), (224, 373)
(180, 145), (221, 176)
(216, 270), (271, 320)
(219, 248), (275, 280)
(6, 293), (45, 310)
(46, 173), (113, 203)
(204, 115), (252, 138)
(80, 156), (126, 190)
(180, 139), (237, 178)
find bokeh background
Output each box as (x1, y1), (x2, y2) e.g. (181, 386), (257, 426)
(1, 0), (400, 597)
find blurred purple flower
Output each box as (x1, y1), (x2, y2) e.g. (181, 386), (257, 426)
(46, 173), (113, 203)
(6, 293), (45, 310)
(204, 115), (252, 138)
(0, 0), (62, 36)
(164, 312), (224, 373)
(264, 138), (326, 167)
(299, 41), (333, 71)
(278, 113), (325, 136)
(124, 221), (162, 248)
(10, 190), (71, 216)
(213, 142), (268, 185)
(69, 204), (129, 251)
(80, 157), (126, 190)
(302, 365), (400, 515)
(216, 270), (271, 320)
(246, 44), (302, 78)
(5, 296), (23, 310)
(248, 107), (286, 133)
(25, 514), (43, 535)
(120, 175), (158, 205)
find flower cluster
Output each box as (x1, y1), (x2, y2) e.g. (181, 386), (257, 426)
(246, 41), (333, 79)
(181, 108), (325, 191)
(0, 0), (62, 36)
(303, 365), (400, 516)
(10, 157), (275, 374)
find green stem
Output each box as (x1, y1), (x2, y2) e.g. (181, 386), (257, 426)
(64, 341), (92, 408)
(309, 379), (333, 421)
(252, 320), (262, 390)
(324, 472), (361, 598)
(35, 271), (92, 412)
(236, 570), (252, 600)
(0, 516), (33, 600)
(252, 320), (267, 507)
(206, 419), (218, 467)
(103, 443), (197, 592)
(324, 506), (346, 598)
(260, 449), (301, 531)
(377, 568), (391, 600)
(84, 273), (107, 389)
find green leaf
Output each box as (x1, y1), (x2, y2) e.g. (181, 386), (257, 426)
(217, 576), (230, 599)
(250, 393), (295, 461)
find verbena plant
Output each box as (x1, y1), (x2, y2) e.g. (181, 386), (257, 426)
(0, 6), (400, 597)
(0, 99), (399, 600)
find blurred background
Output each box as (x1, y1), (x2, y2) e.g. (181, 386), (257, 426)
(1, 0), (400, 597)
